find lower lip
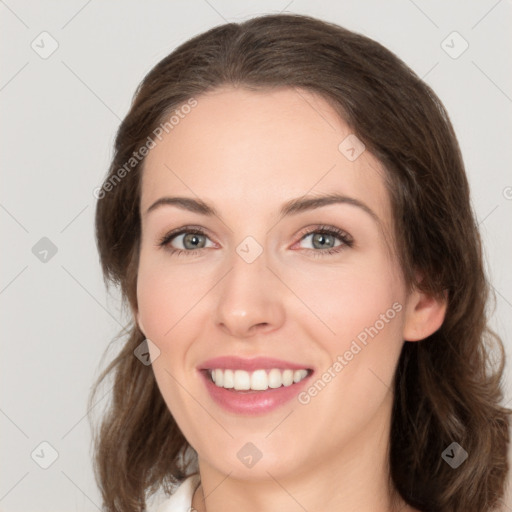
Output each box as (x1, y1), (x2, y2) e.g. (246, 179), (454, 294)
(199, 370), (313, 415)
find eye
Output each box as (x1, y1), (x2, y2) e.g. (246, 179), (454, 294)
(157, 226), (213, 257)
(295, 225), (354, 257)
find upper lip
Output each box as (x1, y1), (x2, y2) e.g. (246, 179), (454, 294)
(198, 356), (313, 372)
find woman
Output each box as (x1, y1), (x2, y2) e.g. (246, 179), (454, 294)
(89, 13), (511, 512)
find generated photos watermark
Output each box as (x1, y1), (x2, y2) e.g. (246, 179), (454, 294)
(298, 301), (403, 405)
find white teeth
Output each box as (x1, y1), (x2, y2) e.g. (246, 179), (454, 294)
(234, 370), (251, 390)
(210, 368), (309, 391)
(212, 369), (223, 387)
(268, 368), (283, 389)
(223, 369), (234, 388)
(251, 369), (268, 390)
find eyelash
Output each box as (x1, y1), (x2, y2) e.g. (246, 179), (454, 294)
(157, 224), (354, 258)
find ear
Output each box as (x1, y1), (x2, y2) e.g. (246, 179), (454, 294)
(402, 287), (448, 342)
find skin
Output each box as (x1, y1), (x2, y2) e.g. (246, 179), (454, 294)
(135, 86), (446, 512)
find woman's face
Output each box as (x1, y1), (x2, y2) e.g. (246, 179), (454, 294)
(136, 86), (416, 481)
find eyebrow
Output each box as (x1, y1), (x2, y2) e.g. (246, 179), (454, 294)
(145, 193), (381, 225)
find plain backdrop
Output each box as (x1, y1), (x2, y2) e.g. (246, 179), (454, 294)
(1, 1), (511, 510)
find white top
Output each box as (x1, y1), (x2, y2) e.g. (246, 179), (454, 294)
(151, 474), (201, 512)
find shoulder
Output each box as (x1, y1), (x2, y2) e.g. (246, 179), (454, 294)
(147, 474), (201, 512)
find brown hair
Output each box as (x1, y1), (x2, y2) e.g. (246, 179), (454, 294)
(89, 13), (511, 512)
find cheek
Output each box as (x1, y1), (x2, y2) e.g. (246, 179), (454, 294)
(282, 254), (404, 345)
(136, 250), (204, 343)
(288, 256), (406, 403)
(136, 267), (173, 342)
(298, 299), (405, 444)
(136, 255), (205, 431)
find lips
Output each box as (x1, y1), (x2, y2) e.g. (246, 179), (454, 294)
(198, 356), (314, 372)
(197, 355), (315, 415)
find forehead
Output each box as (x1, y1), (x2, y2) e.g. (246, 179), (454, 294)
(140, 86), (390, 226)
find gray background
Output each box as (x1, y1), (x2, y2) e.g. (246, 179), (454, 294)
(1, 1), (511, 510)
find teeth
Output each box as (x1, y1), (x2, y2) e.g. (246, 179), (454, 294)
(210, 368), (309, 391)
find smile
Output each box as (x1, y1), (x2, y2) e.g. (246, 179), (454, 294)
(197, 356), (315, 415)
(208, 368), (311, 391)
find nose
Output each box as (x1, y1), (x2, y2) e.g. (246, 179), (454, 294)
(213, 244), (286, 339)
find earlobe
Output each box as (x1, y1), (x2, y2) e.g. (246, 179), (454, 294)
(402, 288), (448, 342)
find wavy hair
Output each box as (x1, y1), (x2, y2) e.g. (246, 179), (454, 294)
(89, 13), (511, 512)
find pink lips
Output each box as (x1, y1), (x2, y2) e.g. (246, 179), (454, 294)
(197, 356), (314, 415)
(198, 356), (312, 372)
